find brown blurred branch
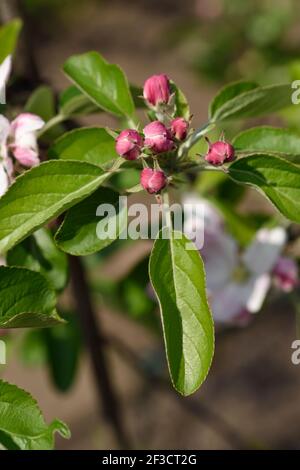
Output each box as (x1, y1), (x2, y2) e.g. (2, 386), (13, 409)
(108, 334), (251, 450)
(69, 256), (131, 449)
(0, 0), (18, 22)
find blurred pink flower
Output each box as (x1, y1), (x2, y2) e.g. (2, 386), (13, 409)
(0, 113), (44, 196)
(183, 195), (289, 325)
(10, 113), (45, 167)
(273, 257), (298, 292)
(0, 57), (45, 196)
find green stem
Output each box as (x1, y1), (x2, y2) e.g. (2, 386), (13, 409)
(196, 164), (227, 172)
(178, 121), (215, 158)
(126, 114), (139, 129)
(38, 114), (66, 138)
(108, 157), (125, 173)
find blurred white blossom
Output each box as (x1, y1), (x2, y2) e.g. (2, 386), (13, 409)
(183, 194), (294, 326)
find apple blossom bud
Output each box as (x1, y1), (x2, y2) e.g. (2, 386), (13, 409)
(140, 168), (167, 194)
(205, 139), (235, 166)
(12, 147), (39, 167)
(170, 117), (189, 140)
(115, 129), (143, 160)
(143, 121), (174, 153)
(273, 257), (298, 292)
(10, 113), (44, 168)
(143, 74), (170, 107)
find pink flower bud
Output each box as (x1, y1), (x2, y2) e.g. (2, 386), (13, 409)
(143, 74), (170, 107)
(143, 121), (174, 153)
(273, 257), (298, 292)
(140, 168), (167, 194)
(205, 139), (235, 166)
(12, 146), (39, 167)
(10, 113), (44, 168)
(115, 129), (143, 160)
(170, 117), (189, 140)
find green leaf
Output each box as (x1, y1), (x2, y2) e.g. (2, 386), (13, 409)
(127, 183), (143, 193)
(63, 51), (135, 118)
(25, 86), (55, 121)
(110, 168), (140, 192)
(56, 187), (127, 255)
(196, 169), (246, 205)
(210, 83), (292, 122)
(49, 127), (118, 167)
(59, 85), (99, 116)
(170, 81), (190, 120)
(0, 267), (63, 328)
(20, 330), (47, 366)
(0, 380), (70, 450)
(0, 19), (22, 63)
(209, 81), (258, 120)
(229, 154), (300, 223)
(25, 86), (65, 141)
(149, 228), (214, 396)
(7, 228), (68, 292)
(44, 312), (81, 392)
(0, 160), (115, 254)
(59, 84), (144, 118)
(117, 257), (159, 331)
(130, 84), (146, 109)
(233, 126), (300, 163)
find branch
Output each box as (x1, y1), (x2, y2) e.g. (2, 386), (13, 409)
(69, 255), (131, 449)
(108, 334), (252, 449)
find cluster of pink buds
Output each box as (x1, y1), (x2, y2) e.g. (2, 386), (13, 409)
(205, 136), (235, 166)
(115, 74), (191, 194)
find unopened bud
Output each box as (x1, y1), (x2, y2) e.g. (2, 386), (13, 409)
(115, 129), (143, 160)
(143, 121), (174, 153)
(205, 139), (235, 166)
(143, 74), (170, 107)
(170, 117), (189, 141)
(140, 168), (167, 194)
